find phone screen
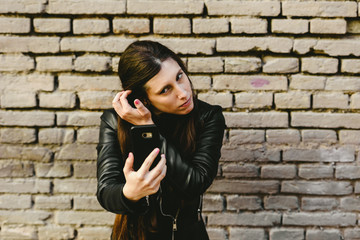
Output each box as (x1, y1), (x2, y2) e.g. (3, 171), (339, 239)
(130, 125), (161, 171)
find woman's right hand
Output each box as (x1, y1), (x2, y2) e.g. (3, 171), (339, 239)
(112, 90), (154, 126)
(122, 148), (167, 202)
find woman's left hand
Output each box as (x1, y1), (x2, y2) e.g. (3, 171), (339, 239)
(112, 90), (154, 125)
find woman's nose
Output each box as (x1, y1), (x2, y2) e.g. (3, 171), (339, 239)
(176, 85), (187, 99)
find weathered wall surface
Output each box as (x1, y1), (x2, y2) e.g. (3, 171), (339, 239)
(1, 0), (360, 239)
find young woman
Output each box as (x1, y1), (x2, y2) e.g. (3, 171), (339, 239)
(96, 40), (225, 240)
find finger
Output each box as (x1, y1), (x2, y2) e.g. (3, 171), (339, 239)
(149, 154), (166, 178)
(152, 164), (167, 190)
(119, 90), (132, 103)
(119, 90), (134, 110)
(112, 92), (123, 104)
(138, 148), (160, 175)
(123, 152), (134, 176)
(134, 99), (150, 116)
(113, 92), (125, 112)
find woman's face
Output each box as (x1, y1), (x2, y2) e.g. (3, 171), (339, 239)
(145, 58), (194, 115)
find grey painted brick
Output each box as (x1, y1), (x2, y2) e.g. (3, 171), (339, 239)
(217, 37), (292, 53)
(127, 1), (204, 15)
(114, 18), (150, 34)
(47, 0), (125, 14)
(229, 228), (265, 240)
(270, 228), (304, 240)
(266, 129), (300, 144)
(35, 195), (72, 210)
(306, 229), (342, 240)
(0, 194), (32, 209)
(39, 128), (74, 144)
(283, 212), (356, 226)
(0, 0), (46, 14)
(74, 196), (103, 211)
(0, 54), (34, 71)
(222, 164), (259, 178)
(282, 1), (357, 17)
(301, 130), (337, 144)
(77, 128), (99, 143)
(0, 225), (37, 240)
(264, 196), (299, 210)
(340, 197), (360, 211)
(203, 194), (224, 212)
(35, 163), (71, 178)
(206, 1), (280, 16)
(229, 129), (265, 144)
(283, 147), (355, 162)
(58, 75), (121, 91)
(0, 161), (34, 177)
(0, 179), (50, 194)
(282, 181), (352, 195)
(207, 228), (227, 240)
(77, 227), (112, 240)
(34, 18), (70, 33)
(0, 145), (53, 162)
(301, 197), (338, 211)
(73, 162), (96, 178)
(0, 128), (36, 144)
(55, 211), (114, 225)
(336, 165), (360, 179)
(227, 195), (262, 211)
(38, 226), (74, 240)
(1, 92), (37, 108)
(208, 212), (281, 226)
(208, 180), (279, 194)
(54, 179), (97, 194)
(0, 74), (54, 93)
(78, 91), (114, 110)
(339, 130), (360, 144)
(0, 110), (55, 127)
(345, 228), (360, 240)
(0, 36), (60, 53)
(299, 164), (334, 179)
(213, 74), (287, 91)
(55, 143), (97, 160)
(224, 112), (288, 128)
(0, 210), (51, 225)
(261, 165), (297, 179)
(220, 146), (281, 162)
(56, 111), (102, 127)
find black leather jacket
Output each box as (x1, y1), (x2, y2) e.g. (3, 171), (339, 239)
(96, 100), (225, 240)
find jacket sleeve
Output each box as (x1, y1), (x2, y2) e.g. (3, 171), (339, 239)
(162, 106), (225, 199)
(96, 110), (148, 215)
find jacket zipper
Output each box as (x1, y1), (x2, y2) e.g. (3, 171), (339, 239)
(159, 195), (180, 240)
(172, 208), (180, 240)
(157, 187), (204, 240)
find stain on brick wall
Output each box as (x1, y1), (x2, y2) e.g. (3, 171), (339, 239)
(1, 0), (360, 239)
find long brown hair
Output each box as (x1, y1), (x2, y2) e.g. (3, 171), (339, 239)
(112, 40), (198, 240)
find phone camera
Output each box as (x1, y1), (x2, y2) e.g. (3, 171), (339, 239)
(142, 132), (153, 138)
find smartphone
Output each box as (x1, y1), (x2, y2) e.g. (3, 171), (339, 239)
(130, 125), (161, 171)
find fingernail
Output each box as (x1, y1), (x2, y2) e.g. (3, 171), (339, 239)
(156, 148), (160, 153)
(134, 99), (140, 105)
(161, 154), (165, 158)
(128, 152), (131, 158)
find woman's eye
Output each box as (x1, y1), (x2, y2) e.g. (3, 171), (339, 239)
(160, 87), (169, 94)
(176, 72), (183, 81)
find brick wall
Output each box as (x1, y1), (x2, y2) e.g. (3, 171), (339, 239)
(1, 0), (360, 239)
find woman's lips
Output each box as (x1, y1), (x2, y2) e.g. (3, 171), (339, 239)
(180, 97), (191, 108)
